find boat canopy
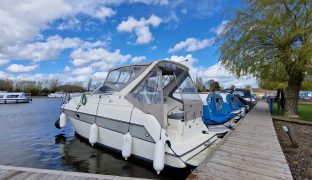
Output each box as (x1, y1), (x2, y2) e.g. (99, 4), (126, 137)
(126, 61), (202, 127)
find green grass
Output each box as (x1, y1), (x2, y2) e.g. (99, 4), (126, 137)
(271, 102), (312, 122)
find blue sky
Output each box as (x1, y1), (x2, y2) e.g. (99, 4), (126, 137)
(0, 0), (257, 87)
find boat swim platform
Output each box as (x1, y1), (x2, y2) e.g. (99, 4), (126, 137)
(0, 165), (143, 180)
(188, 101), (293, 180)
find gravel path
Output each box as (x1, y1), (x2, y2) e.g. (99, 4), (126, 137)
(273, 120), (312, 179)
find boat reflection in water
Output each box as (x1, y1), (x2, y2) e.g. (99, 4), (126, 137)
(55, 133), (191, 179)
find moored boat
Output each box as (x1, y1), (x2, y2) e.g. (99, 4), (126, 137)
(48, 92), (65, 98)
(0, 92), (32, 104)
(57, 60), (218, 174)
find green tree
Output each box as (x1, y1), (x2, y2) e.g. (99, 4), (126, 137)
(219, 0), (312, 118)
(211, 81), (221, 92)
(195, 77), (206, 92)
(0, 79), (14, 91)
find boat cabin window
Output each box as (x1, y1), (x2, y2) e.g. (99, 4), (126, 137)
(132, 69), (161, 104)
(0, 95), (3, 98)
(173, 75), (201, 101)
(6, 95), (19, 98)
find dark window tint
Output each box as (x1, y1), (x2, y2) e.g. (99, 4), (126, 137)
(234, 90), (251, 98)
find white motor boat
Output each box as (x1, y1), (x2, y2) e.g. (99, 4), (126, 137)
(0, 92), (32, 104)
(48, 92), (64, 98)
(57, 60), (217, 174)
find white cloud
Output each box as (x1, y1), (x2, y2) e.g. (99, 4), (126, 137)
(64, 66), (71, 72)
(94, 6), (116, 20)
(3, 35), (80, 62)
(167, 54), (196, 68)
(150, 45), (157, 50)
(167, 54), (257, 88)
(131, 56), (146, 63)
(93, 71), (108, 81)
(214, 20), (228, 36)
(0, 0), (72, 48)
(0, 71), (10, 79)
(7, 64), (38, 73)
(168, 37), (214, 53)
(71, 48), (131, 68)
(0, 59), (10, 66)
(195, 63), (257, 88)
(117, 15), (162, 44)
(57, 18), (81, 30)
(128, 0), (169, 5)
(72, 67), (93, 76)
(1, 35), (109, 63)
(0, 0), (118, 48)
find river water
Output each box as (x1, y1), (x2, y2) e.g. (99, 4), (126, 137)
(0, 97), (190, 179)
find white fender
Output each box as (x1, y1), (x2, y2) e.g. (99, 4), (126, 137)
(122, 132), (133, 160)
(241, 107), (246, 116)
(89, 123), (98, 146)
(59, 113), (66, 128)
(153, 140), (165, 174)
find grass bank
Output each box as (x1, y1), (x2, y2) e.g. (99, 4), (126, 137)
(272, 102), (312, 122)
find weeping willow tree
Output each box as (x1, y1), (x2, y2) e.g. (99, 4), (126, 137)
(219, 0), (312, 118)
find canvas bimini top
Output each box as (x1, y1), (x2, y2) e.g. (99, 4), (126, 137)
(94, 60), (202, 127)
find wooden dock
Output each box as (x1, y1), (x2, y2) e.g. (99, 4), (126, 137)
(188, 101), (293, 180)
(0, 165), (141, 180)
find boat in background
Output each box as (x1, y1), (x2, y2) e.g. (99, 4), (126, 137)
(57, 60), (218, 174)
(48, 92), (64, 98)
(0, 92), (32, 104)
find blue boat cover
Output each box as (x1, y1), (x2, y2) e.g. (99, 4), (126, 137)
(202, 94), (234, 125)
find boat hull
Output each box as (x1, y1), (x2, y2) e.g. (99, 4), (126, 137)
(0, 99), (31, 104)
(68, 115), (217, 168)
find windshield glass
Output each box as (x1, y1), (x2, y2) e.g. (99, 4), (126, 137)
(92, 85), (116, 94)
(173, 74), (201, 101)
(106, 66), (143, 88)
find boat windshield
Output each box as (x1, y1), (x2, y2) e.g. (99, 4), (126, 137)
(94, 65), (147, 94)
(105, 66), (146, 91)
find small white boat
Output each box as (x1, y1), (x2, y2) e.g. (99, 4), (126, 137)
(48, 92), (64, 98)
(0, 92), (32, 104)
(57, 60), (218, 174)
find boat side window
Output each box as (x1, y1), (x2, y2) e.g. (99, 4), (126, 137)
(6, 95), (19, 98)
(173, 75), (201, 101)
(92, 85), (116, 94)
(162, 75), (175, 87)
(132, 69), (161, 104)
(0, 95), (3, 98)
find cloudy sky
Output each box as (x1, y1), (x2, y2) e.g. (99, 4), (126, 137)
(0, 0), (257, 88)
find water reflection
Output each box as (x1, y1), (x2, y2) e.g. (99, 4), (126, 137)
(59, 134), (191, 179)
(0, 98), (190, 179)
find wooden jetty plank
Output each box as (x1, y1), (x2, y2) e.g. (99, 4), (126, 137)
(23, 172), (55, 180)
(202, 162), (277, 180)
(0, 170), (19, 179)
(0, 165), (142, 180)
(215, 149), (288, 168)
(188, 101), (293, 180)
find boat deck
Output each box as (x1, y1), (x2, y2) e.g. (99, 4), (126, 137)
(188, 101), (293, 180)
(0, 165), (140, 180)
